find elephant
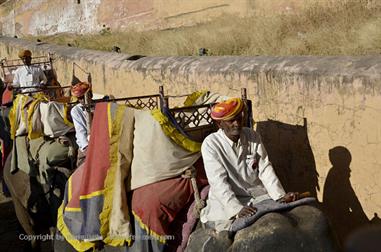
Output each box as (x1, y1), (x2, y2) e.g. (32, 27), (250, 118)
(53, 202), (339, 252)
(3, 134), (77, 251)
(186, 204), (339, 252)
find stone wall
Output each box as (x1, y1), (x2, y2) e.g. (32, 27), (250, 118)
(1, 37), (380, 243)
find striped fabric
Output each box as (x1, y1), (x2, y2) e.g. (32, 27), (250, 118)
(211, 98), (244, 121)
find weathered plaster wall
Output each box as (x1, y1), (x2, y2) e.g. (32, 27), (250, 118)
(0, 0), (102, 36)
(1, 0), (369, 36)
(0, 0), (251, 36)
(1, 37), (381, 241)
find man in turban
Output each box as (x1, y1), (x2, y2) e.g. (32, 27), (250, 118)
(70, 82), (92, 166)
(200, 98), (299, 231)
(12, 49), (47, 93)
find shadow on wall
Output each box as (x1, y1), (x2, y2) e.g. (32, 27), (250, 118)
(323, 146), (369, 246)
(256, 118), (319, 197)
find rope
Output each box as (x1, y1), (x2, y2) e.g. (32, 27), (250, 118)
(73, 62), (90, 75)
(182, 166), (205, 218)
(57, 135), (76, 170)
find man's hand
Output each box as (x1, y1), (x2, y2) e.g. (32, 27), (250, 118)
(236, 206), (257, 218)
(278, 192), (299, 203)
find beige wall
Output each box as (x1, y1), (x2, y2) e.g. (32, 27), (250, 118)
(1, 37), (380, 242)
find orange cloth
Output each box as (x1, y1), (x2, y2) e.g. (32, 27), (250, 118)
(211, 98), (244, 121)
(71, 82), (91, 98)
(18, 49), (32, 58)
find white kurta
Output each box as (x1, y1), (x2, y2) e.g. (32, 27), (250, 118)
(200, 128), (286, 230)
(12, 65), (47, 93)
(70, 103), (89, 151)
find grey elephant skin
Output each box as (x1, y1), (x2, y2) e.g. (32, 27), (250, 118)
(186, 205), (339, 252)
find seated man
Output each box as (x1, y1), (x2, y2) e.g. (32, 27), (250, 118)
(70, 82), (92, 166)
(11, 49), (47, 94)
(200, 98), (298, 231)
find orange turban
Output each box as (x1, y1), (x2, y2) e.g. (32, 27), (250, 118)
(211, 98), (244, 121)
(18, 49), (32, 58)
(71, 82), (91, 98)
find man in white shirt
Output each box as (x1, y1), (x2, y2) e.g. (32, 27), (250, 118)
(12, 50), (47, 94)
(70, 82), (92, 166)
(200, 98), (299, 231)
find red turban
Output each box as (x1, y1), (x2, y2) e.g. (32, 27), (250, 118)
(71, 82), (91, 98)
(211, 98), (244, 121)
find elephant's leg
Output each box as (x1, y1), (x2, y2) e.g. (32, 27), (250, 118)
(12, 194), (42, 251)
(2, 152), (44, 250)
(3, 153), (35, 236)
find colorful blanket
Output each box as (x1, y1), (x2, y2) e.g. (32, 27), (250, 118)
(131, 158), (208, 250)
(57, 91), (222, 251)
(9, 94), (74, 179)
(129, 109), (201, 190)
(9, 94), (73, 140)
(0, 107), (11, 171)
(57, 102), (133, 251)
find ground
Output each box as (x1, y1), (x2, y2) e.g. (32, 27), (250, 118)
(0, 188), (24, 252)
(0, 184), (53, 252)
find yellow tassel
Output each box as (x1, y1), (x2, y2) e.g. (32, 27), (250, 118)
(150, 109), (201, 153)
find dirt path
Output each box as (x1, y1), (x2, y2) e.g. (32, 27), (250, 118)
(0, 184), (54, 252)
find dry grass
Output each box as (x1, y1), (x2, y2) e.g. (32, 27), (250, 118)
(29, 0), (381, 56)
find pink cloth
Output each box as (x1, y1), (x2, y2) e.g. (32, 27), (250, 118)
(177, 185), (210, 252)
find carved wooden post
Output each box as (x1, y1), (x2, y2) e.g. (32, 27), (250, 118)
(159, 85), (168, 112)
(85, 73), (93, 136)
(241, 88), (253, 128)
